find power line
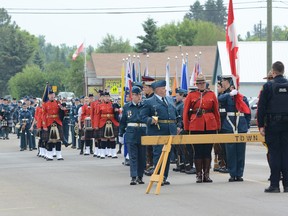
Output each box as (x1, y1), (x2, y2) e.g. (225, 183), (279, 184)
(7, 6), (288, 15)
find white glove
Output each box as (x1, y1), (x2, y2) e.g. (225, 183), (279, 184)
(118, 136), (124, 144)
(230, 89), (238, 96)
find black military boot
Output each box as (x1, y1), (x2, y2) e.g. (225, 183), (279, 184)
(194, 159), (203, 183)
(203, 158), (213, 183)
(79, 140), (84, 155)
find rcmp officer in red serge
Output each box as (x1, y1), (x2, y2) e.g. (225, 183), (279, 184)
(42, 90), (65, 161)
(183, 74), (221, 183)
(258, 61), (288, 193)
(119, 86), (146, 185)
(140, 80), (180, 185)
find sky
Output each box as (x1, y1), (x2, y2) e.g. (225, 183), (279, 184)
(1, 0), (288, 47)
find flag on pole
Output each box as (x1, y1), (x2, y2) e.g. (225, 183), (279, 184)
(124, 60), (132, 103)
(42, 82), (51, 103)
(72, 43), (84, 61)
(137, 58), (142, 82)
(120, 62), (125, 107)
(189, 63), (199, 86)
(226, 0), (250, 114)
(226, 0), (239, 88)
(132, 62), (136, 82)
(180, 59), (188, 90)
(165, 60), (170, 96)
(171, 78), (177, 97)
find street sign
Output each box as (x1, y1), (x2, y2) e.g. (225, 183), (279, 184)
(110, 86), (119, 95)
(52, 86), (57, 93)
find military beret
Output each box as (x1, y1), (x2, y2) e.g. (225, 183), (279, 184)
(132, 82), (143, 89)
(176, 88), (187, 95)
(3, 98), (8, 101)
(132, 86), (142, 95)
(151, 80), (166, 89)
(12, 98), (16, 100)
(88, 93), (94, 97)
(80, 95), (85, 99)
(22, 102), (27, 106)
(75, 98), (79, 101)
(48, 89), (54, 94)
(104, 92), (110, 96)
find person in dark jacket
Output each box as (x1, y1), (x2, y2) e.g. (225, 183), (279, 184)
(257, 61), (288, 193)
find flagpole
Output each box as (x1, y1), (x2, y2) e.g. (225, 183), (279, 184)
(175, 56), (178, 88)
(121, 59), (125, 107)
(84, 41), (87, 96)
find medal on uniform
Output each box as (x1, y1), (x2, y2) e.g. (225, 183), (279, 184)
(127, 110), (132, 118)
(152, 106), (160, 130)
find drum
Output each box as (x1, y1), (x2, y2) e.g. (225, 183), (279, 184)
(84, 117), (92, 129)
(84, 117), (93, 139)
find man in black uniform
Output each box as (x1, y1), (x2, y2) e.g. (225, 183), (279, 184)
(257, 61), (288, 193)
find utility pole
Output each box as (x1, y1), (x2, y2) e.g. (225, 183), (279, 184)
(267, 0), (272, 73)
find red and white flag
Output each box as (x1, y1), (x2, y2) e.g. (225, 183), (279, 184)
(72, 43), (84, 60)
(226, 0), (250, 114)
(226, 0), (239, 88)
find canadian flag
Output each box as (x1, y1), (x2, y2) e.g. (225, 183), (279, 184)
(226, 0), (239, 88)
(72, 43), (84, 60)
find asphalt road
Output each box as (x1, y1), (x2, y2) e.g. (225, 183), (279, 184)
(0, 134), (287, 216)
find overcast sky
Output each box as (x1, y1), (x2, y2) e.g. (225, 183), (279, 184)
(1, 0), (288, 47)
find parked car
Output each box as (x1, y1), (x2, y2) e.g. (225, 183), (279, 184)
(248, 97), (259, 126)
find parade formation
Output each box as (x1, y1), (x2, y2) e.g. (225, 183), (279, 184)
(1, 60), (288, 195)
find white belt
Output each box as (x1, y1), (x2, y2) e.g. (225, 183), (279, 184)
(127, 123), (147, 127)
(219, 108), (226, 112)
(227, 112), (244, 117)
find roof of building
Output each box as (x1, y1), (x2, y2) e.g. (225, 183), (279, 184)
(214, 41), (288, 83)
(89, 46), (217, 79)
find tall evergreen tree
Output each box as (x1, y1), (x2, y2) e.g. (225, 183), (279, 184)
(135, 18), (166, 53)
(184, 0), (204, 21)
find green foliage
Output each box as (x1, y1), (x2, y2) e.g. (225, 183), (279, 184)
(185, 0), (227, 29)
(245, 24), (288, 41)
(135, 18), (166, 53)
(158, 19), (225, 46)
(8, 65), (46, 98)
(192, 20), (226, 45)
(96, 34), (132, 53)
(0, 8), (37, 95)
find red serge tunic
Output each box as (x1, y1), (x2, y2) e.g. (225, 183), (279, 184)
(183, 90), (221, 132)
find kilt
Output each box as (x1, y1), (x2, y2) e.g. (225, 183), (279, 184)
(42, 123), (64, 143)
(97, 120), (118, 139)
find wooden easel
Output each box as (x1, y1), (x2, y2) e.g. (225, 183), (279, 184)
(142, 133), (265, 195)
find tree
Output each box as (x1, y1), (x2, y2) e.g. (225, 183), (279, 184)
(185, 0), (227, 29)
(135, 18), (166, 53)
(8, 65), (46, 98)
(0, 8), (37, 95)
(192, 20), (226, 45)
(184, 0), (204, 21)
(157, 19), (225, 46)
(96, 34), (132, 53)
